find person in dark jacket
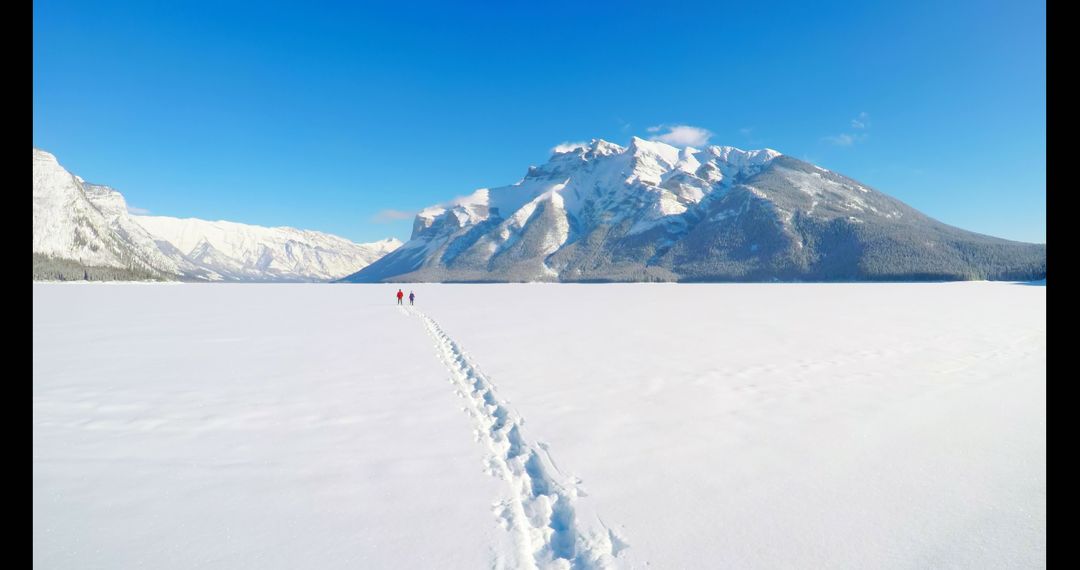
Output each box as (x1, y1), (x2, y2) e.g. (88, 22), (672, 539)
(408, 291), (415, 305)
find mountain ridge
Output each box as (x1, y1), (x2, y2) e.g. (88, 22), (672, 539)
(33, 148), (401, 281)
(344, 138), (1045, 283)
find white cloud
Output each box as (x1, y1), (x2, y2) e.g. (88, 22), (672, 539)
(824, 133), (868, 146)
(647, 124), (713, 147)
(824, 114), (871, 146)
(551, 141), (588, 154)
(370, 209), (415, 223)
(126, 205), (151, 215)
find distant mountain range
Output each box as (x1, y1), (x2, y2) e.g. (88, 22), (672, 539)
(343, 138), (1045, 282)
(33, 149), (400, 281)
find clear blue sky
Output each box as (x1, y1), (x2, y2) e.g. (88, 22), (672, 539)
(33, 0), (1045, 244)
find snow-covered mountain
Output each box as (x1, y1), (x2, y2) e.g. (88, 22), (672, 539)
(133, 216), (401, 282)
(344, 137), (1045, 282)
(33, 148), (401, 281)
(33, 149), (176, 279)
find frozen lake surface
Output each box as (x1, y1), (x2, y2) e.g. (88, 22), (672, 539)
(33, 282), (1046, 568)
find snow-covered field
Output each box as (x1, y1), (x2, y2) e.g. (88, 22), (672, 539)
(33, 282), (1046, 569)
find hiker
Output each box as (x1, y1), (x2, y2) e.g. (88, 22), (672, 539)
(396, 289), (404, 305)
(409, 291), (415, 305)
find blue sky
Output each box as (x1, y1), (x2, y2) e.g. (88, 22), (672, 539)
(34, 0), (1045, 244)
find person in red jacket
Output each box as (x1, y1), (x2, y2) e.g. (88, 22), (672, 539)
(396, 289), (404, 305)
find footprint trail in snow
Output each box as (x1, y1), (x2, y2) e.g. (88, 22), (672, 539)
(401, 305), (628, 569)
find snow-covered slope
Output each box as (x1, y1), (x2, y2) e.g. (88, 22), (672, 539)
(345, 138), (1045, 282)
(79, 182), (222, 279)
(134, 216), (401, 282)
(33, 148), (401, 281)
(33, 149), (173, 278)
